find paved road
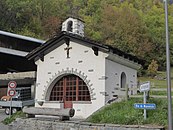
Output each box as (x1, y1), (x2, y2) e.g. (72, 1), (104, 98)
(0, 109), (9, 130)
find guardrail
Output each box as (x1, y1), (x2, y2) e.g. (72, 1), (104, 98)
(116, 84), (172, 99)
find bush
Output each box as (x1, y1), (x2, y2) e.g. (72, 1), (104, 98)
(147, 60), (159, 77)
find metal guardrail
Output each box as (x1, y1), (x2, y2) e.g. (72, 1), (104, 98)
(116, 85), (172, 99)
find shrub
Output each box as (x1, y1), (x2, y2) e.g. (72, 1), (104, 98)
(147, 60), (158, 77)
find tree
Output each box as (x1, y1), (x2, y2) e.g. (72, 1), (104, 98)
(147, 60), (159, 77)
(1, 0), (173, 71)
(79, 0), (103, 41)
(42, 16), (62, 39)
(99, 3), (153, 59)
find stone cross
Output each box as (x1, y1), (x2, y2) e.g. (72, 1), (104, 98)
(64, 45), (72, 58)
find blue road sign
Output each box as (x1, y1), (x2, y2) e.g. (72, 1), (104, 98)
(134, 103), (156, 110)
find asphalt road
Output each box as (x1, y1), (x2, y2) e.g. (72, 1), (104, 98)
(0, 109), (9, 130)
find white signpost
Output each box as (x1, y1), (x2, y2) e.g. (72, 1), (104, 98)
(134, 81), (155, 120)
(140, 81), (150, 120)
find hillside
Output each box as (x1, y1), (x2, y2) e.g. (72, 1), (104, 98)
(1, 0), (173, 70)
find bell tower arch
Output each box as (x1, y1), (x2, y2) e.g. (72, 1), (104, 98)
(61, 17), (84, 37)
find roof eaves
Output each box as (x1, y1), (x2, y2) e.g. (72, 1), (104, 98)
(0, 47), (28, 57)
(107, 45), (143, 65)
(26, 32), (66, 60)
(27, 31), (143, 65)
(65, 32), (109, 52)
(0, 30), (45, 44)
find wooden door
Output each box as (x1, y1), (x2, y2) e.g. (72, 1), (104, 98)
(63, 76), (75, 108)
(64, 100), (73, 108)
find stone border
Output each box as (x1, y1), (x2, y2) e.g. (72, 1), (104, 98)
(41, 68), (96, 101)
(9, 118), (165, 130)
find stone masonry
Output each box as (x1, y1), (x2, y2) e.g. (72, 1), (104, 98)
(9, 118), (165, 130)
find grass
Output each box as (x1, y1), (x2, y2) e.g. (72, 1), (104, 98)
(137, 90), (173, 96)
(138, 77), (167, 88)
(2, 111), (26, 125)
(87, 98), (169, 127)
(87, 69), (173, 128)
(149, 91), (173, 96)
(138, 69), (173, 96)
(138, 69), (173, 88)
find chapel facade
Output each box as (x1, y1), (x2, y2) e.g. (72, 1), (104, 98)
(27, 17), (141, 118)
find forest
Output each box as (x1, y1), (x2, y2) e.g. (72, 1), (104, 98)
(0, 0), (173, 73)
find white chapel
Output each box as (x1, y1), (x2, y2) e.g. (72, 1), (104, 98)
(27, 17), (141, 118)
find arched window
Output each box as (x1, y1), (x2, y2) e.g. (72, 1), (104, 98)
(121, 72), (126, 88)
(49, 75), (91, 101)
(67, 21), (73, 32)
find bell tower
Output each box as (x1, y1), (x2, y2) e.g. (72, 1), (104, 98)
(62, 17), (84, 37)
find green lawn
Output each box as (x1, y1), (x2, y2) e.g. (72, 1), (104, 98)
(149, 91), (173, 96)
(138, 77), (167, 88)
(87, 98), (169, 127)
(138, 70), (173, 97)
(138, 69), (173, 88)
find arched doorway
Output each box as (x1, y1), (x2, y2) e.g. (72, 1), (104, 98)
(121, 72), (126, 88)
(49, 74), (91, 108)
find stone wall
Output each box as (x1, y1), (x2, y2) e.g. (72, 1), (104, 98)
(9, 118), (165, 130)
(0, 71), (36, 80)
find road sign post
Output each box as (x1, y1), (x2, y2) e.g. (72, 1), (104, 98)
(8, 81), (17, 89)
(8, 81), (17, 117)
(134, 81), (156, 120)
(9, 96), (12, 118)
(8, 90), (16, 97)
(144, 91), (147, 120)
(140, 81), (150, 120)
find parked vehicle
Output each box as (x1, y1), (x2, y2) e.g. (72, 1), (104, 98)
(0, 87), (34, 115)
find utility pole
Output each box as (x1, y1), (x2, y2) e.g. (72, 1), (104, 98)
(164, 0), (173, 129)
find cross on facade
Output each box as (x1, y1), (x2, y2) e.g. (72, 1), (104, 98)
(64, 45), (72, 58)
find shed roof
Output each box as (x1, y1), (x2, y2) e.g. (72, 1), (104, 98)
(0, 30), (45, 73)
(0, 30), (45, 44)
